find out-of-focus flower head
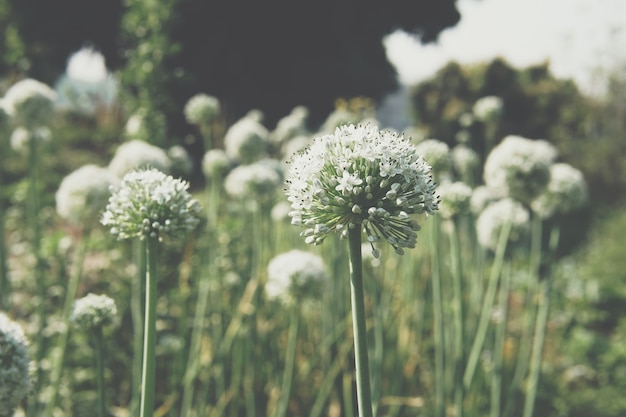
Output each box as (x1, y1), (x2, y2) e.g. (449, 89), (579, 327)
(167, 145), (193, 177)
(184, 93), (220, 126)
(55, 164), (120, 225)
(70, 293), (117, 331)
(483, 135), (553, 204)
(531, 163), (588, 219)
(473, 96), (503, 122)
(223, 116), (269, 164)
(266, 250), (329, 303)
(286, 123), (439, 257)
(2, 78), (57, 128)
(67, 46), (109, 83)
(224, 159), (283, 204)
(10, 126), (51, 153)
(476, 198), (530, 251)
(0, 312), (31, 416)
(451, 144), (480, 184)
(101, 168), (201, 241)
(414, 138), (452, 179)
(437, 181), (472, 219)
(123, 107), (167, 145)
(470, 185), (503, 215)
(270, 106), (309, 146)
(202, 149), (232, 181)
(320, 107), (359, 134)
(108, 139), (171, 178)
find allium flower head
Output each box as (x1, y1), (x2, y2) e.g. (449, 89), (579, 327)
(451, 144), (480, 184)
(270, 106), (309, 145)
(101, 168), (201, 241)
(414, 138), (452, 178)
(470, 185), (503, 215)
(0, 312), (31, 416)
(285, 123), (439, 256)
(266, 250), (329, 303)
(223, 116), (269, 163)
(168, 145), (193, 177)
(202, 149), (232, 180)
(3, 78), (57, 128)
(476, 198), (530, 251)
(108, 139), (171, 178)
(66, 47), (109, 84)
(483, 135), (553, 204)
(531, 163), (588, 219)
(473, 96), (503, 122)
(55, 164), (120, 224)
(184, 93), (220, 125)
(70, 293), (117, 331)
(10, 126), (52, 153)
(224, 160), (283, 202)
(437, 181), (472, 218)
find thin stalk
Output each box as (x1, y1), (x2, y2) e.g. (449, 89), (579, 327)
(490, 261), (511, 417)
(429, 218), (445, 417)
(450, 218), (465, 417)
(0, 164), (8, 310)
(139, 237), (159, 417)
(347, 227), (374, 417)
(463, 220), (512, 389)
(275, 305), (299, 417)
(93, 325), (107, 417)
(130, 239), (147, 415)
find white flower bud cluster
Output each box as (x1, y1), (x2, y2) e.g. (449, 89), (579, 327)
(101, 168), (201, 241)
(224, 159), (283, 200)
(285, 123), (439, 257)
(108, 139), (172, 178)
(437, 181), (473, 219)
(223, 116), (269, 163)
(266, 250), (329, 303)
(2, 78), (57, 128)
(451, 144), (480, 183)
(476, 198), (530, 251)
(184, 93), (220, 125)
(531, 163), (588, 219)
(472, 96), (503, 122)
(414, 138), (452, 177)
(270, 106), (309, 146)
(0, 313), (31, 417)
(70, 293), (118, 331)
(9, 126), (52, 153)
(202, 149), (232, 180)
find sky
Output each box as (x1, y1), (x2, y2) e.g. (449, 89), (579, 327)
(383, 0), (626, 97)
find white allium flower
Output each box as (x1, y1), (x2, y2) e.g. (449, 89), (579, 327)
(123, 108), (167, 144)
(55, 164), (120, 224)
(437, 181), (472, 218)
(223, 116), (269, 163)
(0, 312), (31, 417)
(414, 138), (452, 177)
(2, 78), (57, 128)
(266, 250), (329, 303)
(451, 144), (480, 183)
(270, 106), (309, 145)
(271, 201), (292, 222)
(285, 123), (439, 257)
(202, 149), (231, 180)
(10, 126), (51, 153)
(320, 108), (358, 133)
(168, 145), (193, 176)
(101, 168), (201, 241)
(476, 198), (530, 251)
(281, 135), (312, 161)
(533, 139), (559, 163)
(66, 47), (109, 84)
(531, 163), (588, 219)
(184, 93), (220, 125)
(70, 293), (117, 331)
(223, 160), (282, 201)
(108, 139), (171, 178)
(483, 135), (553, 204)
(470, 185), (503, 215)
(473, 96), (503, 122)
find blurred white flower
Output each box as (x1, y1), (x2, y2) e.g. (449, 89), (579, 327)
(55, 164), (120, 224)
(184, 93), (220, 126)
(67, 46), (108, 83)
(71, 293), (117, 331)
(202, 149), (232, 180)
(473, 96), (503, 122)
(469, 185), (503, 215)
(223, 116), (269, 163)
(223, 160), (282, 203)
(0, 312), (31, 417)
(451, 144), (480, 184)
(168, 145), (193, 177)
(108, 139), (171, 178)
(270, 106), (309, 146)
(2, 78), (57, 128)
(437, 181), (472, 219)
(10, 126), (51, 153)
(414, 138), (452, 178)
(476, 198), (530, 251)
(531, 163), (588, 219)
(266, 249), (329, 303)
(320, 108), (359, 133)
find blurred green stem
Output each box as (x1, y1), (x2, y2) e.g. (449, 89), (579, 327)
(139, 237), (159, 417)
(275, 305), (299, 417)
(0, 166), (8, 310)
(93, 325), (107, 417)
(491, 261), (511, 417)
(347, 227), (374, 417)
(450, 218), (465, 417)
(131, 240), (147, 415)
(429, 217), (445, 417)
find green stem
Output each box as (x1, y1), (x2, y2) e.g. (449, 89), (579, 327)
(139, 237), (159, 417)
(491, 261), (511, 417)
(0, 166), (8, 310)
(275, 306), (299, 417)
(450, 218), (465, 417)
(93, 325), (107, 417)
(130, 240), (147, 415)
(429, 217), (445, 417)
(347, 227), (373, 417)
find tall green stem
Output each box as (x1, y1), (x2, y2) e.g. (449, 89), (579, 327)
(275, 305), (299, 417)
(450, 218), (465, 417)
(347, 227), (373, 417)
(0, 164), (8, 310)
(139, 237), (159, 417)
(429, 218), (445, 417)
(93, 325), (107, 417)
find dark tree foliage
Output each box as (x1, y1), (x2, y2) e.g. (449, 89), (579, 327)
(5, 0), (460, 129)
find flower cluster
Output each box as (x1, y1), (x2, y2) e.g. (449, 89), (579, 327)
(437, 181), (472, 219)
(0, 313), (31, 417)
(223, 116), (269, 163)
(101, 168), (201, 241)
(270, 106), (309, 145)
(70, 293), (118, 331)
(531, 163), (588, 219)
(483, 135), (553, 204)
(266, 250), (329, 303)
(55, 164), (120, 224)
(472, 95), (503, 122)
(10, 126), (51, 153)
(224, 160), (283, 202)
(286, 124), (439, 256)
(414, 138), (452, 178)
(476, 198), (530, 251)
(451, 144), (480, 184)
(184, 93), (220, 125)
(108, 139), (171, 178)
(202, 149), (231, 180)
(2, 78), (57, 128)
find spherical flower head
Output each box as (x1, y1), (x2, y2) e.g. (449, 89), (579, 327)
(266, 250), (329, 303)
(270, 106), (309, 145)
(0, 312), (31, 416)
(483, 135), (552, 204)
(55, 164), (120, 225)
(184, 93), (220, 125)
(414, 139), (452, 178)
(285, 123), (439, 257)
(202, 149), (232, 180)
(101, 168), (202, 241)
(473, 96), (503, 122)
(531, 163), (588, 219)
(470, 185), (503, 215)
(476, 198), (530, 251)
(70, 293), (117, 331)
(66, 47), (109, 84)
(108, 139), (171, 178)
(224, 160), (283, 204)
(281, 135), (313, 161)
(451, 144), (480, 183)
(3, 78), (57, 128)
(320, 108), (359, 133)
(168, 145), (193, 177)
(223, 116), (269, 163)
(437, 181), (472, 219)
(123, 108), (167, 144)
(10, 126), (52, 153)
